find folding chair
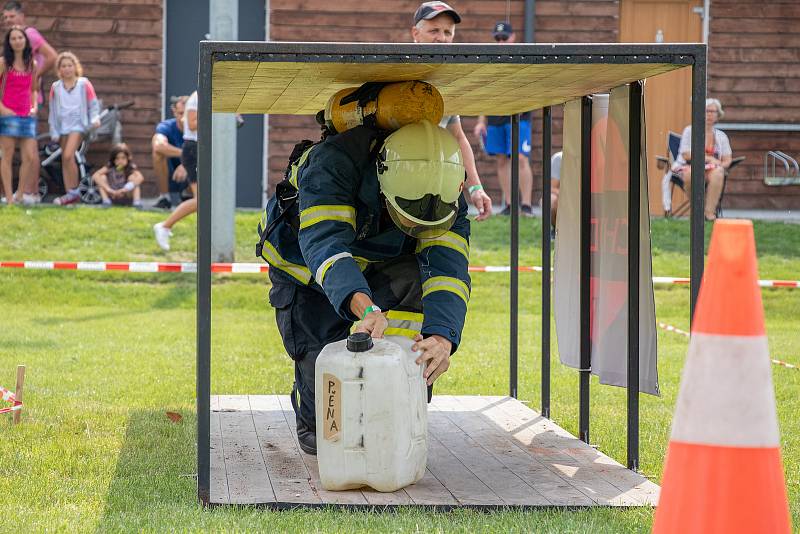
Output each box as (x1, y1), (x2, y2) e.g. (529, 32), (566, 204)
(657, 130), (745, 218)
(657, 131), (682, 216)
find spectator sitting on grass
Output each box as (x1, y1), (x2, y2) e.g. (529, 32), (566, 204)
(92, 143), (143, 208)
(49, 51), (100, 206)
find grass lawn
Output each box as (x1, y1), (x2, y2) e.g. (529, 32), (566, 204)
(0, 205), (797, 532)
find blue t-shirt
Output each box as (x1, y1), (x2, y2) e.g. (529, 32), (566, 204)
(155, 118), (184, 176)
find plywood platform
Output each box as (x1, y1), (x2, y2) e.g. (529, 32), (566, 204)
(210, 395), (659, 509)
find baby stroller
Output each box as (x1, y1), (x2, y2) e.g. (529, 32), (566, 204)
(38, 100), (134, 203)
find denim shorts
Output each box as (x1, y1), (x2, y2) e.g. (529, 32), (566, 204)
(0, 115), (36, 138)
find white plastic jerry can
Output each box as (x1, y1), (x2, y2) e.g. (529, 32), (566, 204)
(315, 332), (428, 492)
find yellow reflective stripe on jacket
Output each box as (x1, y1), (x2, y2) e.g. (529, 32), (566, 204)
(299, 204), (356, 231)
(386, 310), (424, 324)
(422, 276), (470, 305)
(384, 327), (419, 339)
(353, 256), (373, 271)
(416, 230), (469, 261)
(261, 242), (312, 284)
(385, 310), (424, 339)
(288, 145), (316, 189)
(316, 252), (353, 287)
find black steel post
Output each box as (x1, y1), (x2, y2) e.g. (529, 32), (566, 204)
(541, 107), (552, 419)
(510, 114), (520, 399)
(196, 43), (213, 506)
(579, 96), (592, 444)
(690, 49), (707, 323)
(524, 0), (536, 43)
(627, 82), (642, 471)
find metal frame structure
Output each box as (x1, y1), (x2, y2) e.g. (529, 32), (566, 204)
(196, 41), (707, 504)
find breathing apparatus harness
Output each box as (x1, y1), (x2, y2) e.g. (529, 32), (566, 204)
(255, 114), (388, 263)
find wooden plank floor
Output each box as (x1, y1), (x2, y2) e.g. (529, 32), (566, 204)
(210, 395), (659, 508)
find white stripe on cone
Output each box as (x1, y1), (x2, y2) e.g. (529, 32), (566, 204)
(671, 333), (780, 447)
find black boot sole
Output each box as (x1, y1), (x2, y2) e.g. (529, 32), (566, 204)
(298, 439), (317, 456)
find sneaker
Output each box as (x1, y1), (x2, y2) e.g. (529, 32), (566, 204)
(296, 424), (317, 455)
(133, 201), (144, 210)
(153, 195), (172, 210)
(22, 193), (41, 206)
(53, 192), (80, 206)
(499, 205), (511, 216)
(521, 204), (534, 217)
(153, 222), (172, 251)
(101, 199), (112, 209)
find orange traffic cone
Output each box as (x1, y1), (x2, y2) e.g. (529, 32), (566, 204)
(653, 219), (791, 534)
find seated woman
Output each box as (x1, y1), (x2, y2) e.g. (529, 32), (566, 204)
(671, 98), (732, 221)
(92, 143), (143, 208)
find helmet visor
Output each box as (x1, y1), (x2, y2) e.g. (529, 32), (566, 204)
(395, 193), (456, 222)
(385, 196), (457, 238)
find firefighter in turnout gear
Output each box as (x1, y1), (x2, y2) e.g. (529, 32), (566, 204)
(259, 120), (471, 455)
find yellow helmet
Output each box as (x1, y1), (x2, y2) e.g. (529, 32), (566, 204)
(376, 120), (465, 238)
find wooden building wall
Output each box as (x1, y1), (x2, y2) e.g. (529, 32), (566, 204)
(270, 0), (799, 210)
(21, 0), (797, 209)
(26, 0), (162, 195)
(708, 0), (800, 209)
(268, 0), (619, 205)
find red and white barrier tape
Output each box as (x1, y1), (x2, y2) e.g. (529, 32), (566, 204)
(0, 385), (22, 415)
(657, 322), (798, 371)
(654, 276), (800, 288)
(658, 322), (691, 338)
(0, 261), (798, 288)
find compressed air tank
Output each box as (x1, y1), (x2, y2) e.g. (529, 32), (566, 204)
(324, 81), (444, 134)
(315, 333), (428, 492)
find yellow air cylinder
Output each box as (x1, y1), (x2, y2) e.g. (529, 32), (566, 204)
(324, 81), (444, 134)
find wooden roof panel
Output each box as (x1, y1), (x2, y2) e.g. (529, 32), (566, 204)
(212, 60), (683, 115)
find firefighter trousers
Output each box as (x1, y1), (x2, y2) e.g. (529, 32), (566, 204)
(268, 254), (426, 436)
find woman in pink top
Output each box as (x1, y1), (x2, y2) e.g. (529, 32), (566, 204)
(0, 26), (38, 205)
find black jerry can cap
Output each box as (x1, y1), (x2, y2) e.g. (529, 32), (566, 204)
(347, 332), (374, 352)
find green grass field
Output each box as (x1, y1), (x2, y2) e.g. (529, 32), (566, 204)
(0, 205), (797, 532)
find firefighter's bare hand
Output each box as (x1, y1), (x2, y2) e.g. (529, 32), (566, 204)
(413, 334), (452, 385)
(355, 311), (388, 339)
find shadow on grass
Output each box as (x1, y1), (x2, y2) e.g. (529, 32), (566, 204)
(0, 337), (58, 350)
(151, 282), (195, 309)
(96, 409), (198, 532)
(38, 310), (145, 326)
